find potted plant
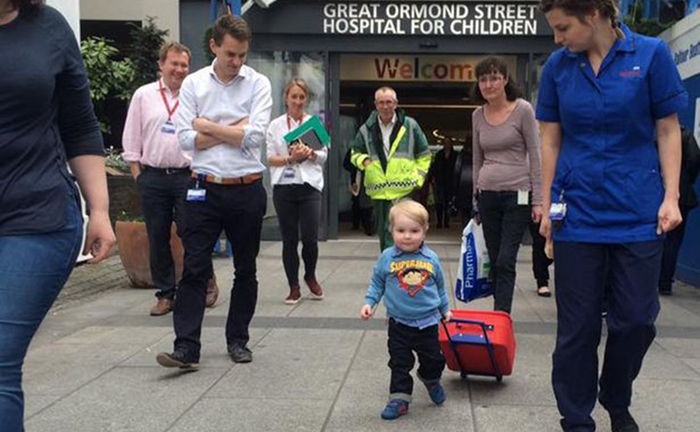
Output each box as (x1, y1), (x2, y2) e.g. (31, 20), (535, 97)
(114, 211), (185, 288)
(105, 150), (183, 289)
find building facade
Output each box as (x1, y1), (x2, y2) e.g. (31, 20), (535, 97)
(84, 0), (559, 240)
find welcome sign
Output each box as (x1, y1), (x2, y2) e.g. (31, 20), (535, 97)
(340, 54), (517, 82)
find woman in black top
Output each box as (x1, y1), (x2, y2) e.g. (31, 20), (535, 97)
(0, 1), (115, 429)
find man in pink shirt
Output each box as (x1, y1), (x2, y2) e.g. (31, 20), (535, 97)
(122, 42), (218, 316)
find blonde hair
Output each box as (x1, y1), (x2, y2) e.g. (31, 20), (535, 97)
(389, 199), (429, 229)
(284, 78), (309, 100)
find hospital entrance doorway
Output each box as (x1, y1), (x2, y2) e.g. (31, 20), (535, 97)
(336, 80), (477, 242)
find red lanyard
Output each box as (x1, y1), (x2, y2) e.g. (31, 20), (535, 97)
(159, 80), (179, 121)
(286, 114), (305, 131)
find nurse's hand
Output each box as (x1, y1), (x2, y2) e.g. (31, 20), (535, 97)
(531, 204), (543, 223)
(657, 198), (683, 234)
(539, 213), (551, 240)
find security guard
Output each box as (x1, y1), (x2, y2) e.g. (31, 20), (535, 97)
(350, 86), (432, 251)
(536, 1), (687, 431)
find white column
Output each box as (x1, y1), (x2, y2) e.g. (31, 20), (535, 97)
(46, 0), (80, 41)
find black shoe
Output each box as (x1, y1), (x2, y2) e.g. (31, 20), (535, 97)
(156, 349), (199, 370)
(228, 344), (253, 363)
(610, 410), (639, 432)
(659, 287), (673, 296)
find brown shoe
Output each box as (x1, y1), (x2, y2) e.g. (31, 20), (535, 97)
(206, 276), (219, 308)
(150, 297), (173, 316)
(284, 284), (302, 305)
(304, 277), (324, 300)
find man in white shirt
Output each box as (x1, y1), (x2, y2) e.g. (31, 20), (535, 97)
(122, 42), (219, 317)
(156, 15), (272, 369)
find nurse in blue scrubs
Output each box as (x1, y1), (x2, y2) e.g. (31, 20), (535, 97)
(536, 1), (687, 431)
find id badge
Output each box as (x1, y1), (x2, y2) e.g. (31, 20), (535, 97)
(549, 203), (567, 221)
(283, 166), (296, 179)
(161, 120), (176, 135)
(186, 189), (206, 202)
(517, 190), (529, 205)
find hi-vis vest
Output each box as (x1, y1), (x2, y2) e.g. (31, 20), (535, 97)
(350, 111), (431, 200)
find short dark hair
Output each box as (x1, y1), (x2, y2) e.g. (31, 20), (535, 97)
(472, 56), (522, 104)
(212, 14), (251, 45)
(10, 0), (43, 11)
(159, 41), (191, 64)
(538, 0), (619, 26)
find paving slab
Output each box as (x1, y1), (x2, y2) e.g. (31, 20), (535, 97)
(19, 240), (700, 432)
(169, 398), (332, 432)
(207, 329), (362, 400)
(25, 367), (228, 432)
(324, 330), (476, 432)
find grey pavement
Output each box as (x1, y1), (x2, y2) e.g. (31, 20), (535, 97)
(23, 237), (700, 432)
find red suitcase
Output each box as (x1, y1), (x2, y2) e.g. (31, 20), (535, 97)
(438, 309), (516, 382)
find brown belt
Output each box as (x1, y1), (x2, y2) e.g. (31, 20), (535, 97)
(192, 171), (262, 185)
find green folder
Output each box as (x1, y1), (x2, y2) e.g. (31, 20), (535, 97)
(283, 115), (330, 150)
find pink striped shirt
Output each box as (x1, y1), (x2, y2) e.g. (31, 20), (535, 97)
(122, 79), (191, 168)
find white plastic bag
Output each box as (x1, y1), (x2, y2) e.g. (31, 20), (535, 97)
(455, 219), (492, 303)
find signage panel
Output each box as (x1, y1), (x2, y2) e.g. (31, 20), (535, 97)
(323, 2), (541, 36)
(340, 54), (517, 82)
(245, 1), (552, 37)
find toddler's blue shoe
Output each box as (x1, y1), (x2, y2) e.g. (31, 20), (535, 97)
(380, 399), (409, 420)
(428, 383), (446, 405)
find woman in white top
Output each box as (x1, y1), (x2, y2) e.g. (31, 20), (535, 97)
(266, 78), (328, 304)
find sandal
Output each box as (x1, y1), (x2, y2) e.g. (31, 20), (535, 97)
(537, 286), (552, 297)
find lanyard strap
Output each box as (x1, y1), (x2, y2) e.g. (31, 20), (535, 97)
(286, 114), (305, 131)
(159, 80), (179, 121)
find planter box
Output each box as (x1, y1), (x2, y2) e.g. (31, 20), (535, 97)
(107, 173), (142, 225)
(115, 221), (183, 288)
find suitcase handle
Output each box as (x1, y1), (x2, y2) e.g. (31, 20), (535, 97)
(450, 318), (495, 332)
(440, 316), (502, 381)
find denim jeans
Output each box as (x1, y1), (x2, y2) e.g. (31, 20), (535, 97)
(272, 184), (321, 286)
(478, 191), (531, 313)
(0, 196), (83, 432)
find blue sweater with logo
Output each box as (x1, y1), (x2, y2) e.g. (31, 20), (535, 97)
(365, 245), (450, 321)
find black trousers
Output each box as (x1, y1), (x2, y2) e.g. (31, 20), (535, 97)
(478, 191), (531, 313)
(272, 184), (321, 286)
(434, 188), (452, 228)
(552, 241), (661, 431)
(173, 179), (266, 357)
(387, 319), (445, 401)
(529, 221), (553, 287)
(137, 168), (189, 299)
(659, 205), (691, 292)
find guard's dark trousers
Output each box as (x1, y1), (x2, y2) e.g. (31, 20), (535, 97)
(552, 240), (661, 432)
